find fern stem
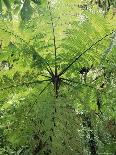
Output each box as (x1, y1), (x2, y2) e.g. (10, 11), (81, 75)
(61, 78), (94, 89)
(59, 31), (114, 76)
(0, 79), (50, 91)
(0, 27), (54, 76)
(13, 82), (51, 134)
(26, 82), (51, 115)
(47, 1), (57, 76)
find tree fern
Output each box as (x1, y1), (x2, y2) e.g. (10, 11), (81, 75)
(0, 0), (116, 154)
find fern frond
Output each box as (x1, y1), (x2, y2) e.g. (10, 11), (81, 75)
(59, 30), (114, 76)
(0, 79), (50, 91)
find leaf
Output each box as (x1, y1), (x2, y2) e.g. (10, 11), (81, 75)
(20, 0), (33, 21)
(3, 0), (11, 10)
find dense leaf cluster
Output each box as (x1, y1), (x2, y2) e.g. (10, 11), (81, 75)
(0, 0), (116, 154)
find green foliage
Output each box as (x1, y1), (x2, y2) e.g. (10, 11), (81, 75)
(0, 0), (116, 154)
(0, 0), (43, 21)
(20, 0), (33, 21)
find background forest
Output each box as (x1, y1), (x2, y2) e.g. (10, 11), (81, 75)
(0, 0), (116, 155)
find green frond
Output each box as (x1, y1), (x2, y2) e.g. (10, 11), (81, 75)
(0, 0), (116, 154)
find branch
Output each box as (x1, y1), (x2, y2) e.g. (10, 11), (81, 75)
(0, 79), (50, 91)
(59, 31), (114, 76)
(47, 2), (57, 75)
